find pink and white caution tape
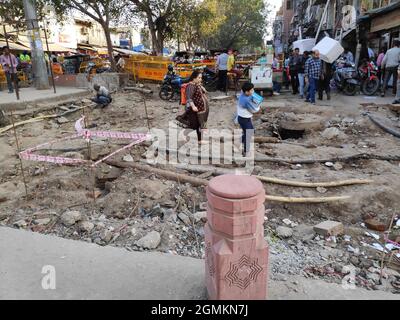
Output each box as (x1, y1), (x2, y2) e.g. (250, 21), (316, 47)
(19, 116), (151, 167)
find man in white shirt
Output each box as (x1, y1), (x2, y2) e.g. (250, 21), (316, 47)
(216, 49), (229, 92)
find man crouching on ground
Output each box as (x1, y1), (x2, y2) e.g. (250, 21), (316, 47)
(91, 84), (112, 108)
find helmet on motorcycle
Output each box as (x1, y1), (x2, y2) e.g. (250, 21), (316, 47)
(168, 65), (174, 72)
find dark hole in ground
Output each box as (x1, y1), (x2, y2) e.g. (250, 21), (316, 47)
(277, 127), (305, 140)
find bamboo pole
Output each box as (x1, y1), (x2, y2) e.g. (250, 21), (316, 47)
(10, 110), (28, 196)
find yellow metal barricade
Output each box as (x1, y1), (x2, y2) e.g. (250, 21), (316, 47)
(0, 65), (6, 87)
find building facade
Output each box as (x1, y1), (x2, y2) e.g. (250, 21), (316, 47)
(273, 0), (400, 59)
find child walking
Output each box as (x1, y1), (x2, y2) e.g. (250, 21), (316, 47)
(236, 82), (261, 157)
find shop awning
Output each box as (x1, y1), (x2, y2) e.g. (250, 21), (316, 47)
(45, 43), (75, 52)
(370, 7), (400, 32)
(0, 39), (30, 51)
(113, 47), (145, 56)
(16, 40), (75, 53)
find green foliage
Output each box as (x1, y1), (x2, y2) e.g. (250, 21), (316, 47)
(204, 0), (269, 50)
(0, 0), (46, 29)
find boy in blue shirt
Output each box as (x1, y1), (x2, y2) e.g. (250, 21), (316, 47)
(237, 82), (261, 157)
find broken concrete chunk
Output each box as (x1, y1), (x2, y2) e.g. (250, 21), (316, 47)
(34, 218), (51, 225)
(14, 219), (27, 228)
(313, 221), (344, 236)
(136, 231), (161, 249)
(193, 211), (207, 223)
(321, 127), (342, 140)
(100, 229), (113, 243)
(276, 226), (293, 238)
(178, 212), (191, 225)
(123, 154), (134, 162)
(78, 221), (95, 233)
(57, 116), (69, 124)
(61, 210), (82, 226)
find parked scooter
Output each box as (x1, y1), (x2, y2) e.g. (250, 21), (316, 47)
(332, 58), (359, 96)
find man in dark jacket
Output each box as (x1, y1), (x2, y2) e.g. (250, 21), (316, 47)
(318, 60), (333, 100)
(289, 48), (301, 94)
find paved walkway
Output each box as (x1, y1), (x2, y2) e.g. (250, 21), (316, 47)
(0, 227), (399, 300)
(0, 87), (90, 111)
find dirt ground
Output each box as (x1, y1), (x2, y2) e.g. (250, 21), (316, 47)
(1, 85), (400, 295)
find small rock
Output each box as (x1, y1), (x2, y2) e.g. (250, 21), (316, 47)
(78, 221), (95, 233)
(316, 187), (327, 194)
(276, 226), (293, 238)
(321, 127), (342, 140)
(350, 256), (360, 266)
(324, 162), (334, 167)
(366, 272), (381, 283)
(131, 228), (137, 236)
(282, 218), (292, 226)
(0, 212), (11, 221)
(193, 211), (207, 223)
(57, 116), (69, 124)
(14, 219), (27, 228)
(123, 154), (134, 162)
(136, 231), (161, 249)
(61, 210), (82, 226)
(34, 218), (51, 225)
(364, 218), (388, 232)
(333, 163), (343, 170)
(100, 229), (112, 243)
(178, 212), (191, 225)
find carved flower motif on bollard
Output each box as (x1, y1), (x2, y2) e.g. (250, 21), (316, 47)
(225, 255), (263, 290)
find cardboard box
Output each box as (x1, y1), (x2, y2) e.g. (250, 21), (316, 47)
(313, 37), (344, 64)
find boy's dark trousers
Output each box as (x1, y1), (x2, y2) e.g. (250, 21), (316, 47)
(237, 116), (254, 155)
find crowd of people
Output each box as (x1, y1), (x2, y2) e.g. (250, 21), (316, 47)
(279, 48), (330, 104)
(279, 39), (400, 104)
(0, 46), (70, 93)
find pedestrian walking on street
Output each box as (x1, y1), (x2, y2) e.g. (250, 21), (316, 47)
(236, 82), (260, 157)
(289, 48), (301, 94)
(283, 52), (291, 89)
(304, 50), (322, 105)
(227, 49), (242, 87)
(216, 49), (229, 93)
(392, 65), (400, 104)
(91, 84), (112, 108)
(298, 51), (309, 99)
(381, 40), (400, 97)
(376, 46), (387, 86)
(318, 60), (332, 101)
(176, 70), (209, 144)
(0, 46), (19, 93)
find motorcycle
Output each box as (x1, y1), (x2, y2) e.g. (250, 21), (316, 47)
(159, 65), (190, 101)
(332, 58), (359, 96)
(358, 59), (380, 96)
(159, 65), (218, 101)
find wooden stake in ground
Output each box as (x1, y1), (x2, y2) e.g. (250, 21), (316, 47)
(9, 110), (28, 196)
(142, 92), (151, 131)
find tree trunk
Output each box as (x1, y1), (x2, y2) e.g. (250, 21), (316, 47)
(102, 23), (116, 71)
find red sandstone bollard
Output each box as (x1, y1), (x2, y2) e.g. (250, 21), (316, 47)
(205, 174), (269, 300)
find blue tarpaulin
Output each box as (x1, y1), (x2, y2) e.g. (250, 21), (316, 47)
(132, 44), (145, 52)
